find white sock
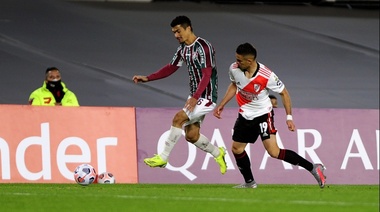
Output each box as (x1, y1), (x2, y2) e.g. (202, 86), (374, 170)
(159, 126), (182, 161)
(193, 134), (220, 158)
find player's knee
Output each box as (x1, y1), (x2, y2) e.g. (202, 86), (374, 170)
(185, 133), (198, 143)
(231, 145), (244, 155)
(172, 111), (188, 126)
(172, 116), (181, 125)
(267, 149), (280, 158)
(184, 127), (199, 143)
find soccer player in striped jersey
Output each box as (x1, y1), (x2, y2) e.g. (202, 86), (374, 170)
(132, 16), (227, 174)
(213, 43), (326, 188)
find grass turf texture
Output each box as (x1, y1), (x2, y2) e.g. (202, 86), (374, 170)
(0, 184), (378, 212)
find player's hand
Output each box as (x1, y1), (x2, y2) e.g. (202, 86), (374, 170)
(213, 106), (224, 119)
(132, 75), (148, 83)
(286, 120), (295, 132)
(184, 97), (197, 112)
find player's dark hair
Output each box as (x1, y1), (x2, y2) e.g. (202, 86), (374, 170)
(45, 67), (59, 74)
(171, 16), (192, 31)
(236, 43), (257, 59)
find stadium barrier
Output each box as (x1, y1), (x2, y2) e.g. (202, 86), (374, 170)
(0, 105), (137, 183)
(137, 108), (379, 185)
(0, 105), (378, 184)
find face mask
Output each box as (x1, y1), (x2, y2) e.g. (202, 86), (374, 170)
(46, 80), (65, 103)
(46, 80), (63, 90)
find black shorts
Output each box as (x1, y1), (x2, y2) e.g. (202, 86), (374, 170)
(232, 111), (277, 144)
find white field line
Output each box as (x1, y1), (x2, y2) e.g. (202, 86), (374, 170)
(116, 195), (379, 207)
(7, 193), (32, 196)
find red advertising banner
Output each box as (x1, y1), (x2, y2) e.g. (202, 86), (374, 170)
(0, 105), (138, 183)
(136, 108), (379, 185)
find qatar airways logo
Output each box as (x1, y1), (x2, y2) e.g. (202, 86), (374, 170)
(154, 128), (379, 181)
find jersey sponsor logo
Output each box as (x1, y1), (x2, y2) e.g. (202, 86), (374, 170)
(238, 89), (258, 101)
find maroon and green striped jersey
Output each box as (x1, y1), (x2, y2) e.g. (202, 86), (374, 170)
(170, 37), (218, 103)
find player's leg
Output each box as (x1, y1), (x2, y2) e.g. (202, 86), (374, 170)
(231, 141), (257, 188)
(260, 111), (315, 171)
(231, 114), (258, 188)
(264, 136), (316, 171)
(259, 111), (326, 188)
(184, 122), (227, 175)
(263, 137), (326, 188)
(184, 98), (227, 174)
(143, 110), (189, 168)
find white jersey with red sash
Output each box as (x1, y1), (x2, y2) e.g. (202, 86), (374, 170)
(229, 62), (285, 120)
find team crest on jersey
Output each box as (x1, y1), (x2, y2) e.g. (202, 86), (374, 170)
(254, 84), (261, 93)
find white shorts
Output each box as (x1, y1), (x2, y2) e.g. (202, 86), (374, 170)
(182, 97), (216, 126)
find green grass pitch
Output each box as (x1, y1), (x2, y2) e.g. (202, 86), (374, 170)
(0, 184), (378, 212)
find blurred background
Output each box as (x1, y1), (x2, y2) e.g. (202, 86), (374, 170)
(0, 0), (378, 109)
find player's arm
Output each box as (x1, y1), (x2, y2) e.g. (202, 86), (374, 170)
(267, 72), (295, 131)
(185, 67), (212, 111)
(279, 87), (292, 115)
(279, 88), (295, 131)
(213, 82), (237, 119)
(132, 64), (179, 84)
(191, 43), (214, 100)
(193, 67), (212, 100)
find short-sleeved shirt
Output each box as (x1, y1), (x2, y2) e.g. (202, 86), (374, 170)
(170, 37), (218, 103)
(229, 62), (284, 120)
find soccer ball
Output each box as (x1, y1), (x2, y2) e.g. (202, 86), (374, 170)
(73, 164), (97, 186)
(97, 172), (116, 184)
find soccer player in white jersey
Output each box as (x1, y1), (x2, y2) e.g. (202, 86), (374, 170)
(213, 43), (326, 188)
(132, 16), (227, 174)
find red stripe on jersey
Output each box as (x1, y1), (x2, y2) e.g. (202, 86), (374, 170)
(236, 74), (270, 107)
(260, 66), (272, 78)
(245, 75), (269, 94)
(236, 92), (250, 107)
